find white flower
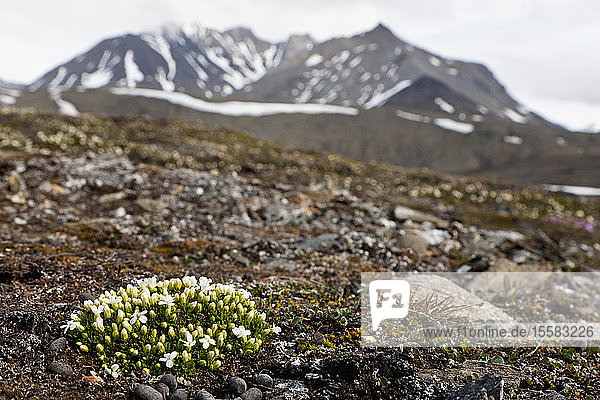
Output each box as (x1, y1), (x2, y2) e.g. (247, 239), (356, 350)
(159, 351), (178, 368)
(89, 304), (105, 316)
(61, 319), (82, 334)
(197, 276), (211, 290)
(232, 325), (251, 339)
(130, 309), (148, 325)
(104, 293), (123, 305)
(158, 294), (175, 307)
(198, 335), (216, 350)
(93, 316), (104, 331)
(180, 331), (196, 348)
(182, 275), (197, 287)
(272, 325), (281, 334)
(104, 363), (119, 379)
(239, 289), (251, 300)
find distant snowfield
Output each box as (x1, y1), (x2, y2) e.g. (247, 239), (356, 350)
(110, 87), (359, 116)
(0, 94), (16, 104)
(544, 184), (600, 197)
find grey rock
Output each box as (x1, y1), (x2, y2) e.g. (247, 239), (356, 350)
(255, 373), (274, 389)
(445, 374), (503, 400)
(398, 234), (428, 254)
(153, 382), (170, 398)
(227, 376), (247, 395)
(169, 389), (189, 400)
(160, 374), (178, 393)
(79, 292), (95, 302)
(48, 337), (67, 353)
(296, 234), (338, 251)
(194, 389), (215, 400)
(134, 384), (163, 400)
(47, 361), (73, 377)
(240, 388), (262, 400)
(510, 249), (533, 264)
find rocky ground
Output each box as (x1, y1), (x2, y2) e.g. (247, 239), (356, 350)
(0, 107), (599, 399)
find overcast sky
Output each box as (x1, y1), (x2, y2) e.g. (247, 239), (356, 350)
(1, 0), (599, 131)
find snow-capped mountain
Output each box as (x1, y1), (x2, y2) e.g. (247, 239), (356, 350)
(29, 23), (310, 98)
(27, 23), (541, 125)
(0, 78), (23, 105)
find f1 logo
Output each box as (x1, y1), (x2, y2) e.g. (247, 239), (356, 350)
(369, 280), (410, 331)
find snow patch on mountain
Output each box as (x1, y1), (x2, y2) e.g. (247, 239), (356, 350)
(48, 88), (79, 117)
(0, 94), (16, 104)
(434, 97), (455, 113)
(305, 54), (324, 67)
(364, 80), (412, 109)
(124, 50), (144, 88)
(395, 109), (431, 123)
(434, 118), (474, 134)
(81, 51), (119, 89)
(111, 87), (359, 117)
(503, 108), (527, 124)
(544, 185), (600, 197)
(503, 135), (523, 145)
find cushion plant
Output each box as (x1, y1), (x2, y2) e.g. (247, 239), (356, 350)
(61, 276), (279, 377)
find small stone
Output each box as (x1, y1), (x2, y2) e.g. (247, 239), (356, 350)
(240, 388), (262, 400)
(194, 389), (215, 400)
(39, 181), (70, 195)
(296, 234), (338, 251)
(227, 376), (247, 395)
(255, 373), (273, 389)
(98, 191), (127, 203)
(169, 389), (188, 400)
(160, 374), (178, 393)
(47, 361), (73, 377)
(115, 207), (127, 218)
(79, 292), (95, 302)
(153, 382), (170, 399)
(134, 384), (163, 400)
(398, 234), (428, 254)
(14, 216), (27, 225)
(48, 337), (68, 353)
(136, 198), (167, 213)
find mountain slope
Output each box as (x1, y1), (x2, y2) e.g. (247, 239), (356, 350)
(26, 23), (540, 126)
(29, 24), (306, 98)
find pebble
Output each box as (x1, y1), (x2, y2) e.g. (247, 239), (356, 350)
(134, 384), (163, 400)
(48, 337), (67, 353)
(79, 292), (95, 302)
(47, 361), (73, 377)
(255, 373), (273, 389)
(153, 382), (170, 398)
(160, 374), (178, 393)
(240, 388), (262, 400)
(194, 389), (215, 400)
(169, 388), (189, 400)
(136, 198), (167, 213)
(398, 234), (428, 254)
(227, 376), (247, 395)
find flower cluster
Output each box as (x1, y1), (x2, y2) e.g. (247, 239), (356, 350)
(61, 276), (279, 377)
